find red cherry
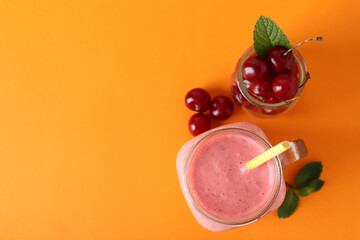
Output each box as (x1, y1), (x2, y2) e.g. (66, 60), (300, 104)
(262, 106), (286, 115)
(210, 95), (234, 120)
(243, 79), (252, 89)
(267, 46), (295, 73)
(242, 56), (270, 81)
(262, 95), (284, 115)
(265, 96), (281, 104)
(188, 113), (211, 136)
(249, 79), (273, 100)
(272, 73), (298, 101)
(185, 88), (211, 112)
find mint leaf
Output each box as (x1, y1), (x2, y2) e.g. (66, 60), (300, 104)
(278, 190), (299, 218)
(310, 179), (325, 192)
(298, 179), (325, 197)
(253, 16), (291, 57)
(295, 162), (323, 189)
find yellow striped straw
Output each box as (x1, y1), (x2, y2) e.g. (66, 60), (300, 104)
(246, 141), (291, 169)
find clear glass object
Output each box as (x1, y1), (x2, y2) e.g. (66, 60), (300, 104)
(176, 122), (308, 231)
(231, 46), (309, 117)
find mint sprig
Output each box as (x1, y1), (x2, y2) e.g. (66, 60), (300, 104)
(253, 16), (291, 58)
(278, 161), (325, 218)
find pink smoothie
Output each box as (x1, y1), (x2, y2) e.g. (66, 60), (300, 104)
(176, 122), (286, 231)
(189, 133), (275, 219)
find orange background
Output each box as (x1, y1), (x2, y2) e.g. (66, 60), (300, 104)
(0, 0), (359, 239)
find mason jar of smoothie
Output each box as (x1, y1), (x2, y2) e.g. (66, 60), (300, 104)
(176, 122), (307, 231)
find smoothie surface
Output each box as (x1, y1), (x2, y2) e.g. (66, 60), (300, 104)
(189, 133), (275, 219)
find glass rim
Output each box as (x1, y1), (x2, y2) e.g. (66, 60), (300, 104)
(181, 125), (283, 226)
(237, 46), (308, 108)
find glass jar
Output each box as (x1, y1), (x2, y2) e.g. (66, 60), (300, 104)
(176, 122), (307, 231)
(231, 46), (309, 116)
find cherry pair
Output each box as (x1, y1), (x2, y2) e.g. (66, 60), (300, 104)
(185, 88), (234, 136)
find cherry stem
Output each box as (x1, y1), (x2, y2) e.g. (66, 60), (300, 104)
(283, 37), (323, 57)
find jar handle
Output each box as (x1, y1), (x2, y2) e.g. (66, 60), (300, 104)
(281, 139), (308, 168)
